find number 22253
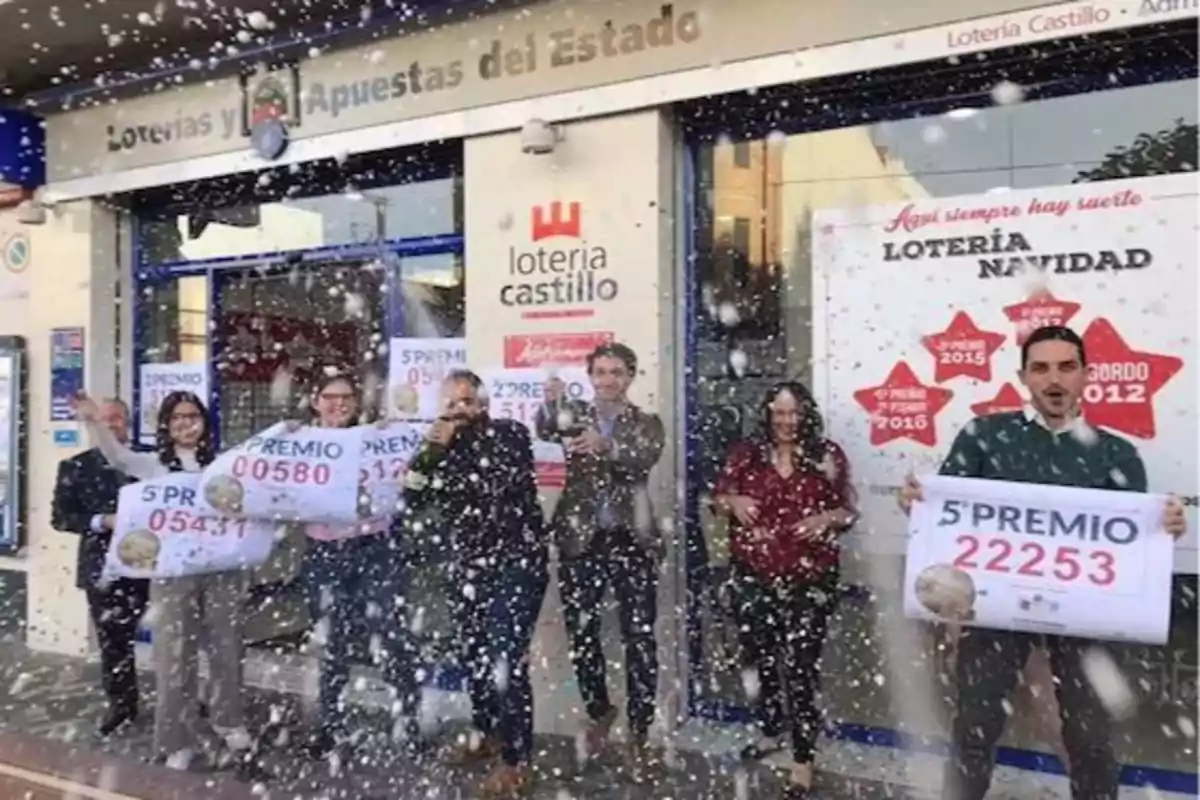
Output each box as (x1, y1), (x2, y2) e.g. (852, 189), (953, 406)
(953, 535), (1116, 587)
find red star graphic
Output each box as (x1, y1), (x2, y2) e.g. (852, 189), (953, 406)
(853, 361), (954, 447)
(971, 383), (1025, 417)
(1080, 317), (1182, 439)
(1003, 291), (1082, 345)
(921, 311), (1006, 383)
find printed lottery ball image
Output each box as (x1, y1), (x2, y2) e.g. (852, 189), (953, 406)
(392, 384), (420, 415)
(914, 563), (977, 622)
(204, 474), (245, 514)
(118, 530), (161, 571)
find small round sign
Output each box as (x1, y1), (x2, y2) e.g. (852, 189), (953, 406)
(250, 117), (289, 161)
(3, 233), (29, 273)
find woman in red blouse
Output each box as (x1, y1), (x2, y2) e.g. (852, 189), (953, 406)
(714, 381), (857, 799)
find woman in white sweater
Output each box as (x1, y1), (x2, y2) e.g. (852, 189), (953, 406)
(75, 390), (253, 772)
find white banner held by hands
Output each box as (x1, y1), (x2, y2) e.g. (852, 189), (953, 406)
(199, 422), (365, 524)
(103, 473), (278, 579)
(479, 366), (592, 488)
(903, 474), (1175, 644)
(387, 338), (467, 420)
(359, 420), (428, 519)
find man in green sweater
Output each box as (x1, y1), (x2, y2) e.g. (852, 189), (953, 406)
(898, 325), (1187, 800)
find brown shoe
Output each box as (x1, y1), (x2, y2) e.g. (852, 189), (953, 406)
(479, 763), (531, 798)
(441, 730), (501, 766)
(583, 706), (619, 759)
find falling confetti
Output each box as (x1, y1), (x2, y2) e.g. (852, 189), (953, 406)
(1081, 647), (1136, 720)
(991, 80), (1026, 106)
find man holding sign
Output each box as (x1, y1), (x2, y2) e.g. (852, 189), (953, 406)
(898, 326), (1187, 800)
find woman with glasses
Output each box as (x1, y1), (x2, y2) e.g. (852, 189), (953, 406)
(299, 368), (421, 760)
(75, 390), (254, 774)
(713, 381), (858, 799)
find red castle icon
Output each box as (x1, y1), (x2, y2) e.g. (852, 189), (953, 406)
(531, 201), (582, 241)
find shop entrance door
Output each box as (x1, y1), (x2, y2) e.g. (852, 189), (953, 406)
(211, 256), (388, 647)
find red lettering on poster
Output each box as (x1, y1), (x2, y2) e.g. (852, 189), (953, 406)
(1080, 318), (1183, 440)
(853, 361), (954, 447)
(971, 383), (1026, 417)
(921, 311), (1006, 383)
(1002, 291), (1082, 345)
(503, 331), (615, 368)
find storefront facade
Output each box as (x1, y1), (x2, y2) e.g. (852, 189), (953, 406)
(1, 0), (1195, 791)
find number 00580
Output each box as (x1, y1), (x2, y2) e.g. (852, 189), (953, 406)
(952, 534), (1116, 587)
(232, 457), (332, 485)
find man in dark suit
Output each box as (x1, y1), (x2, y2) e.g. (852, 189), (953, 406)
(51, 397), (147, 736)
(404, 369), (548, 798)
(534, 342), (665, 780)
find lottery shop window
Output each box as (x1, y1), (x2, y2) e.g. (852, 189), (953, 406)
(679, 21), (1197, 773)
(135, 141), (462, 265)
(135, 275), (210, 367)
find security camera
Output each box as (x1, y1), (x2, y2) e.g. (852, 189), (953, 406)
(520, 119), (563, 155)
(14, 199), (46, 226)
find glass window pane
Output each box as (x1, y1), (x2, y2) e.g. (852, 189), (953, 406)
(394, 252), (464, 338)
(136, 275), (209, 364)
(214, 262), (387, 448)
(139, 177), (459, 264)
(689, 78), (1198, 769)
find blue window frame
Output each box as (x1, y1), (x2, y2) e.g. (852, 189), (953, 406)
(130, 140), (464, 448)
(132, 234), (464, 450)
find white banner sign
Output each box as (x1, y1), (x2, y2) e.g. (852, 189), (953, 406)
(387, 338), (467, 420)
(813, 174), (1198, 571)
(198, 422), (364, 523)
(480, 366), (592, 488)
(139, 363), (208, 444)
(904, 475), (1175, 644)
(103, 473), (278, 579)
(359, 420), (428, 520)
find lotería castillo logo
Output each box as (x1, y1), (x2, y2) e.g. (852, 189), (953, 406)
(502, 201), (616, 319)
(532, 201), (581, 240)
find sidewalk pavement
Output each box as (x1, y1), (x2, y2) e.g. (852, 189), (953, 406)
(0, 632), (918, 799)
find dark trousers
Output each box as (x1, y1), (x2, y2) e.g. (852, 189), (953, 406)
(303, 534), (419, 734)
(559, 527), (658, 739)
(455, 555), (549, 766)
(732, 564), (838, 764)
(86, 579), (149, 715)
(945, 630), (1118, 800)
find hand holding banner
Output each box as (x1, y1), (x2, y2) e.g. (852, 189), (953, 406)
(199, 422), (365, 523)
(903, 475), (1175, 644)
(103, 473), (278, 580)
